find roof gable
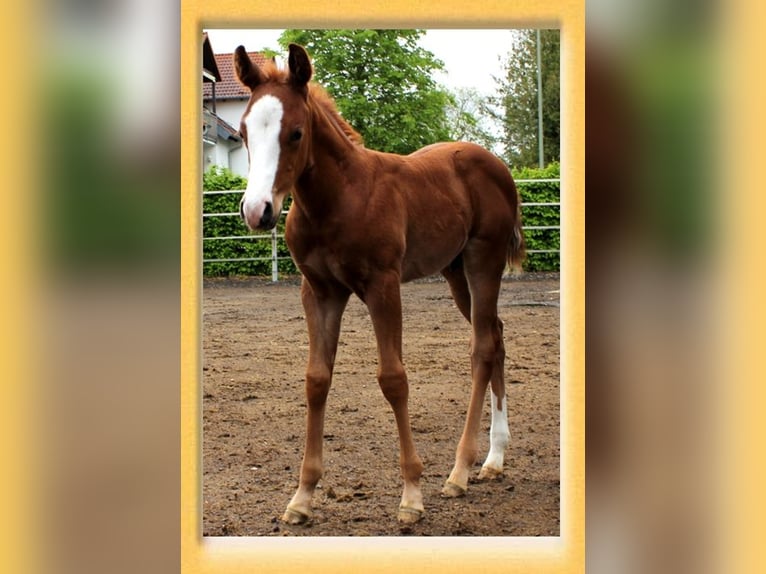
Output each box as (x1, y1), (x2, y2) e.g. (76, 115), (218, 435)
(202, 33), (222, 82)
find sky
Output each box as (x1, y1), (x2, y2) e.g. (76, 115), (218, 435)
(203, 29), (515, 95)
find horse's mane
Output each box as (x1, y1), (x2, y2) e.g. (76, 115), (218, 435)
(256, 61), (364, 147)
(307, 84), (365, 147)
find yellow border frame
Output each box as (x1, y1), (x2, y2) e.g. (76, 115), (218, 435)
(1, 1), (36, 572)
(181, 2), (584, 572)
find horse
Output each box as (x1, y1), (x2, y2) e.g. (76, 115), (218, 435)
(234, 43), (525, 525)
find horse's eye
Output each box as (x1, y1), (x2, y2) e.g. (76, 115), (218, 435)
(290, 129), (303, 142)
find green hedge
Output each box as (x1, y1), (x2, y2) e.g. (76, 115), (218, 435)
(202, 167), (297, 277)
(512, 162), (561, 272)
(202, 163), (560, 277)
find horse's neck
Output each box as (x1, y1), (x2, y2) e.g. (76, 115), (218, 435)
(293, 102), (364, 218)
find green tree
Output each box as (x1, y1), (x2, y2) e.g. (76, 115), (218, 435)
(278, 29), (452, 155)
(444, 86), (499, 152)
(494, 29), (560, 168)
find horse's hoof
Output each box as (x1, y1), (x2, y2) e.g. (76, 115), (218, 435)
(478, 465), (503, 480)
(282, 506), (312, 525)
(397, 506), (424, 524)
(441, 480), (467, 498)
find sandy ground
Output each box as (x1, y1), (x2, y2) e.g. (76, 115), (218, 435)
(202, 273), (560, 536)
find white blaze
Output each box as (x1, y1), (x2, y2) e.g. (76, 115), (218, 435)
(241, 94), (284, 225)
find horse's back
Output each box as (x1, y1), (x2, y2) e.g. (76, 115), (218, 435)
(408, 141), (516, 197)
(406, 141), (519, 232)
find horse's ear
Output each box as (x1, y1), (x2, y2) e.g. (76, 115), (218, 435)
(234, 45), (263, 90)
(288, 43), (312, 89)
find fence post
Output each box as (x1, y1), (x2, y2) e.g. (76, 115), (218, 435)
(271, 227), (279, 282)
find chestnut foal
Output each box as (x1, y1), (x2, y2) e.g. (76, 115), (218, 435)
(234, 44), (525, 524)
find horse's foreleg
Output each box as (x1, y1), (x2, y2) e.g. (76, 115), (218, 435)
(283, 279), (349, 525)
(442, 335), (494, 496)
(366, 273), (425, 523)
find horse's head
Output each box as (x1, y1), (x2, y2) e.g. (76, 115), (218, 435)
(234, 44), (313, 231)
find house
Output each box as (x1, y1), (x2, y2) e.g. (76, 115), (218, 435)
(203, 33), (272, 177)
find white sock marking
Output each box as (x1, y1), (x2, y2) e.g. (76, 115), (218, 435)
(483, 390), (510, 472)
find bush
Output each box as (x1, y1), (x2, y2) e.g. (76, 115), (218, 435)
(512, 162), (561, 272)
(202, 165), (247, 191)
(202, 167), (297, 277)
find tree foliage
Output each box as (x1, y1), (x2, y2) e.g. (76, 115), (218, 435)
(444, 87), (499, 152)
(494, 30), (560, 168)
(278, 29), (452, 155)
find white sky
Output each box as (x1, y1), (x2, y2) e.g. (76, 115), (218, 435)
(203, 29), (515, 95)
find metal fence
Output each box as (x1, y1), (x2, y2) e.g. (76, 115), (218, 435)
(203, 178), (561, 282)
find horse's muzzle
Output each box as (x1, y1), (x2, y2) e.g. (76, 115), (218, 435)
(240, 198), (277, 230)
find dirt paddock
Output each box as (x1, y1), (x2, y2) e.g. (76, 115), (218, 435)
(202, 273), (560, 536)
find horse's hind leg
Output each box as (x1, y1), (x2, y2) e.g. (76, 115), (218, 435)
(283, 278), (350, 524)
(442, 255), (471, 322)
(442, 243), (508, 497)
(444, 255), (509, 477)
(478, 317), (510, 480)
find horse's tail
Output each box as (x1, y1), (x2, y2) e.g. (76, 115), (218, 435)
(508, 180), (526, 273)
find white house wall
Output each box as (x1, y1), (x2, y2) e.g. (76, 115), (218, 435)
(215, 100), (247, 131)
(203, 141), (217, 173)
(229, 146), (248, 178)
(214, 143), (231, 168)
(205, 99), (250, 178)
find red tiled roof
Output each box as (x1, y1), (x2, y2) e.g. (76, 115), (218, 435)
(203, 51), (271, 100)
